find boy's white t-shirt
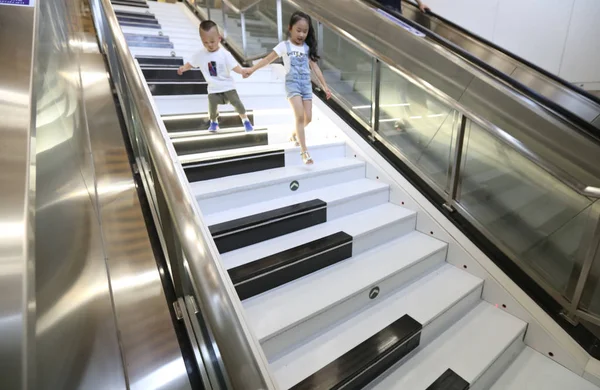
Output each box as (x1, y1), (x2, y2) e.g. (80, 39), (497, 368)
(189, 47), (239, 94)
(273, 40), (307, 74)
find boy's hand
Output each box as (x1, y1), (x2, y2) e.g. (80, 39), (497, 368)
(177, 66), (185, 76)
(242, 68), (253, 79)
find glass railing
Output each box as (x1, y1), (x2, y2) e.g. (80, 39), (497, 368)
(193, 0), (600, 334)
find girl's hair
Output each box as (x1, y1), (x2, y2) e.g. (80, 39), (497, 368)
(288, 11), (319, 62)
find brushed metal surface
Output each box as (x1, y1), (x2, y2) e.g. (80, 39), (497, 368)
(287, 0), (600, 195)
(90, 0), (277, 387)
(0, 5), (36, 390)
(400, 1), (600, 127)
(79, 43), (191, 390)
(33, 0), (127, 388)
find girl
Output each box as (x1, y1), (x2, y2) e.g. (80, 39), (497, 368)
(247, 11), (331, 164)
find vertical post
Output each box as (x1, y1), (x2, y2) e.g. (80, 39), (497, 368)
(370, 58), (381, 142)
(317, 21), (324, 57)
(276, 0), (283, 41)
(443, 114), (468, 212)
(241, 12), (247, 56)
(221, 0), (228, 39)
(206, 0), (212, 20)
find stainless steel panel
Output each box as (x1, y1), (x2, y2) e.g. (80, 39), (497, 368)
(0, 5), (36, 390)
(290, 0), (600, 193)
(80, 44), (191, 390)
(33, 0), (128, 388)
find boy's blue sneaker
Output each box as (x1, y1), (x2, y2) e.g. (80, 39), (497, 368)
(208, 121), (219, 132)
(243, 120), (254, 132)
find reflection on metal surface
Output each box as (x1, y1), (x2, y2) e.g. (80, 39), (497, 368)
(0, 4), (36, 390)
(32, 0), (128, 389)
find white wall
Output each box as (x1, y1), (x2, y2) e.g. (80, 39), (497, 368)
(423, 0), (600, 90)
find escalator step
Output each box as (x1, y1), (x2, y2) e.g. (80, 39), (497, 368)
(210, 199), (327, 253)
(229, 231), (353, 300)
(183, 149), (284, 182)
(291, 314), (422, 390)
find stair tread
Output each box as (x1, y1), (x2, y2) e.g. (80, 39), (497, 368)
(191, 156), (362, 199)
(371, 302), (526, 389)
(490, 347), (599, 390)
(204, 178), (388, 224)
(242, 225), (433, 343)
(270, 264), (482, 388)
(222, 202), (415, 270)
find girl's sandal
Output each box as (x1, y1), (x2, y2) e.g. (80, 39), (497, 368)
(289, 133), (300, 147)
(301, 151), (313, 165)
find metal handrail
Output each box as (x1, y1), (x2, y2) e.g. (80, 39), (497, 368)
(91, 0), (276, 388)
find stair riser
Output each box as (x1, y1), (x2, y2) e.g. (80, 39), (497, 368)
(326, 188), (389, 221)
(197, 166), (364, 214)
(128, 41), (174, 49)
(469, 337), (525, 390)
(185, 150), (283, 182)
(120, 22), (162, 29)
(261, 231), (440, 361)
(149, 83), (208, 96)
(164, 113), (255, 132)
(136, 56), (183, 67)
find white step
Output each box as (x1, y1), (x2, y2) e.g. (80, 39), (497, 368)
(490, 347), (600, 390)
(154, 89), (291, 117)
(271, 264), (483, 388)
(223, 202), (416, 271)
(129, 46), (195, 58)
(204, 178), (389, 225)
(192, 157), (364, 213)
(245, 230), (444, 360)
(370, 302), (526, 390)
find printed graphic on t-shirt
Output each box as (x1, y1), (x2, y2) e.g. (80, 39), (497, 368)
(208, 61), (217, 77)
(288, 50), (305, 58)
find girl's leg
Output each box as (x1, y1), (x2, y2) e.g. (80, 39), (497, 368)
(289, 96), (312, 164)
(303, 99), (312, 127)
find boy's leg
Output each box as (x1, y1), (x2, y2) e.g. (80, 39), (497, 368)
(225, 90), (249, 122)
(208, 93), (221, 122)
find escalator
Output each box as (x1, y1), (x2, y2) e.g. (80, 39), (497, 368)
(87, 0), (600, 388)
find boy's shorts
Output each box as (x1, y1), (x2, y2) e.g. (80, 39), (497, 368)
(208, 90), (246, 120)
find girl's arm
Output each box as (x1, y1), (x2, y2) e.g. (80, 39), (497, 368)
(309, 60), (332, 99)
(231, 65), (247, 74)
(249, 51), (280, 74)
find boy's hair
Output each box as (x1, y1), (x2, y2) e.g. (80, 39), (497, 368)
(199, 20), (218, 33)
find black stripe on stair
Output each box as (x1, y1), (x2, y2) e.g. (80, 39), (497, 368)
(117, 15), (159, 24)
(229, 232), (352, 300)
(426, 369), (469, 390)
(112, 0), (149, 7)
(291, 314), (422, 390)
(136, 55), (183, 67)
(173, 130), (268, 155)
(148, 82), (208, 95)
(183, 150), (284, 182)
(142, 68), (205, 82)
(115, 10), (155, 19)
(210, 199), (327, 253)
(163, 111), (255, 132)
(119, 21), (161, 29)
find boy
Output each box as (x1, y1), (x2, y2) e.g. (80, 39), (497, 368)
(178, 20), (253, 132)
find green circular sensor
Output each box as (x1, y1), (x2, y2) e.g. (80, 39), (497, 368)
(369, 286), (380, 300)
(290, 180), (299, 191)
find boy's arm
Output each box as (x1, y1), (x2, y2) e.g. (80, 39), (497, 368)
(231, 65), (245, 74)
(177, 62), (194, 75)
(309, 60), (332, 99)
